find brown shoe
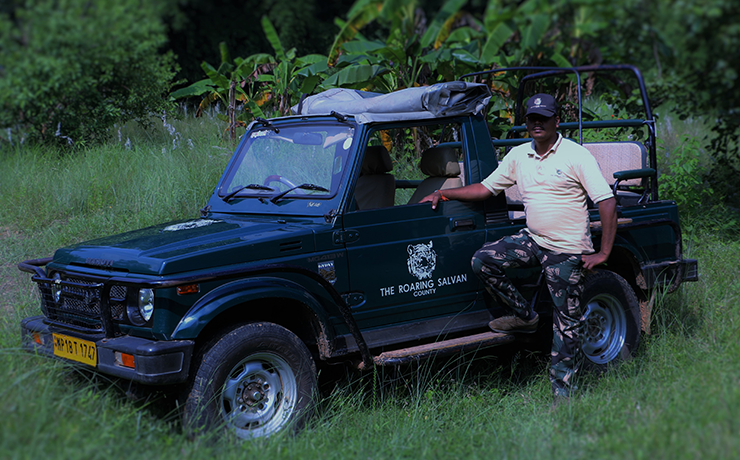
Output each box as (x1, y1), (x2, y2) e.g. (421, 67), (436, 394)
(488, 313), (539, 334)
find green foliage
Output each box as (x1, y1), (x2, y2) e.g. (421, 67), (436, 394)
(321, 0), (619, 98)
(0, 113), (228, 235)
(325, 0), (430, 91)
(256, 16), (329, 114)
(170, 41), (270, 140)
(0, 0), (177, 146)
(171, 16), (328, 134)
(592, 0), (740, 208)
(163, 0), (348, 85)
(657, 134), (714, 212)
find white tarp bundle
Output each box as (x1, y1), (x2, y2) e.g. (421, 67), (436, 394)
(291, 81), (492, 123)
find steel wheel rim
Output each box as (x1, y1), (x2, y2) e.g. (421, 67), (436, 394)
(582, 293), (627, 364)
(220, 352), (297, 438)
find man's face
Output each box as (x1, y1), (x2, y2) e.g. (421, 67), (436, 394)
(525, 113), (559, 143)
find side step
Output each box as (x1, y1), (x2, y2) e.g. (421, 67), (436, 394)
(370, 331), (515, 367)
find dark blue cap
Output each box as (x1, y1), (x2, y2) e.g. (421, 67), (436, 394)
(525, 93), (558, 117)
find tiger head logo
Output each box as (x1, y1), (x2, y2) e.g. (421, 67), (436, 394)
(407, 241), (436, 280)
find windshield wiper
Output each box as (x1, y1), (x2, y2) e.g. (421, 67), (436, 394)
(270, 183), (330, 204)
(222, 184), (275, 202)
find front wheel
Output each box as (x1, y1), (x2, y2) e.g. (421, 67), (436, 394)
(184, 322), (317, 439)
(581, 270), (641, 369)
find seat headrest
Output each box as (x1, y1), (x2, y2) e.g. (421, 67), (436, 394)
(361, 146), (393, 175)
(420, 147), (460, 177)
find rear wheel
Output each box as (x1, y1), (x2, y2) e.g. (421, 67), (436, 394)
(184, 322), (317, 439)
(581, 270), (641, 369)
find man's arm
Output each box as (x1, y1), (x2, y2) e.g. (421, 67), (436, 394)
(418, 183), (493, 210)
(582, 197), (617, 270)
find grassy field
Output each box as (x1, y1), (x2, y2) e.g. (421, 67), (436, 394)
(1, 112), (738, 459)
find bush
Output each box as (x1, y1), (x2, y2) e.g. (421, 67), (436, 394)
(657, 134), (715, 213)
(0, 0), (177, 146)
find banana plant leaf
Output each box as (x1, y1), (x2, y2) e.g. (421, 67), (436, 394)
(320, 64), (391, 88)
(170, 80), (215, 99)
(420, 0), (467, 48)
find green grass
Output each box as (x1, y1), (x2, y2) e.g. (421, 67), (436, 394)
(1, 113), (739, 459)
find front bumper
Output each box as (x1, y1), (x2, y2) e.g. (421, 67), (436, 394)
(21, 315), (194, 385)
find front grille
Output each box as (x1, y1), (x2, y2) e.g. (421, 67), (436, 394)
(36, 275), (127, 332)
(109, 285), (127, 321)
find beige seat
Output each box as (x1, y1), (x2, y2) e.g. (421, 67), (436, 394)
(584, 142), (649, 188)
(355, 146), (395, 210)
(407, 147), (463, 204)
(584, 141), (653, 206)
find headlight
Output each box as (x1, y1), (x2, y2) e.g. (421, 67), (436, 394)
(51, 273), (62, 303)
(128, 288), (155, 325)
(138, 288), (155, 322)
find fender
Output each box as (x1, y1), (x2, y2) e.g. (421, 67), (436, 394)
(593, 223), (649, 266)
(608, 242), (643, 283)
(591, 226), (648, 290)
(612, 237), (644, 267)
(171, 276), (335, 345)
(146, 262), (372, 367)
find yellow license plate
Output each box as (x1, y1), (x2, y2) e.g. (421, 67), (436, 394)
(53, 333), (97, 367)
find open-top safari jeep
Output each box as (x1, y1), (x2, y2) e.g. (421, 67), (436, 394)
(19, 65), (697, 438)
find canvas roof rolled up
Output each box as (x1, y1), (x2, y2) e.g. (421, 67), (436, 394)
(291, 81), (492, 123)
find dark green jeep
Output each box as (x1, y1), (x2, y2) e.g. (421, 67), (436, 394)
(20, 65), (697, 438)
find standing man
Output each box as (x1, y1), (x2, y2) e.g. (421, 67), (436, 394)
(420, 94), (617, 399)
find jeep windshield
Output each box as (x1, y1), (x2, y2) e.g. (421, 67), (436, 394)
(219, 123), (354, 204)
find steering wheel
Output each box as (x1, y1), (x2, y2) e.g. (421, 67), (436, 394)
(264, 175), (298, 189)
(264, 174), (295, 188)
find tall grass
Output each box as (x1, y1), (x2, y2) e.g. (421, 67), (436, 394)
(0, 110), (231, 254)
(1, 111), (738, 459)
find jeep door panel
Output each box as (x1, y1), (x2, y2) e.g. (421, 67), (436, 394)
(342, 198), (487, 330)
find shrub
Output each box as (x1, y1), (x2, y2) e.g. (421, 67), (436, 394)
(658, 134), (715, 212)
(0, 0), (177, 146)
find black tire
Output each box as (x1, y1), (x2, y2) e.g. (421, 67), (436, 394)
(184, 322), (317, 439)
(581, 269), (641, 369)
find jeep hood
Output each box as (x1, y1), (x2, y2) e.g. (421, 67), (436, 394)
(52, 217), (318, 275)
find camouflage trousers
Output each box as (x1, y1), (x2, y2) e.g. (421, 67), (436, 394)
(471, 230), (584, 396)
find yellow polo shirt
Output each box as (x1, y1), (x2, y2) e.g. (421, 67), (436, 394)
(481, 135), (613, 254)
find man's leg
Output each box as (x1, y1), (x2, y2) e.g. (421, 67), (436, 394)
(540, 251), (584, 396)
(471, 230), (541, 332)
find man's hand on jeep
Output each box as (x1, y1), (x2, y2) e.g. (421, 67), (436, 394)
(419, 191), (445, 209)
(419, 184), (493, 210)
(582, 251), (609, 270)
(583, 197), (617, 270)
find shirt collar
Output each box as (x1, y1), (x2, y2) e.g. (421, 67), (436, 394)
(528, 133), (563, 159)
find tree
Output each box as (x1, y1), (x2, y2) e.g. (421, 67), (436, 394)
(587, 0), (740, 207)
(321, 0), (613, 124)
(170, 41), (270, 141)
(0, 0), (177, 145)
(655, 0), (740, 206)
(171, 16), (328, 138)
(255, 16), (328, 116)
(161, 0), (351, 84)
